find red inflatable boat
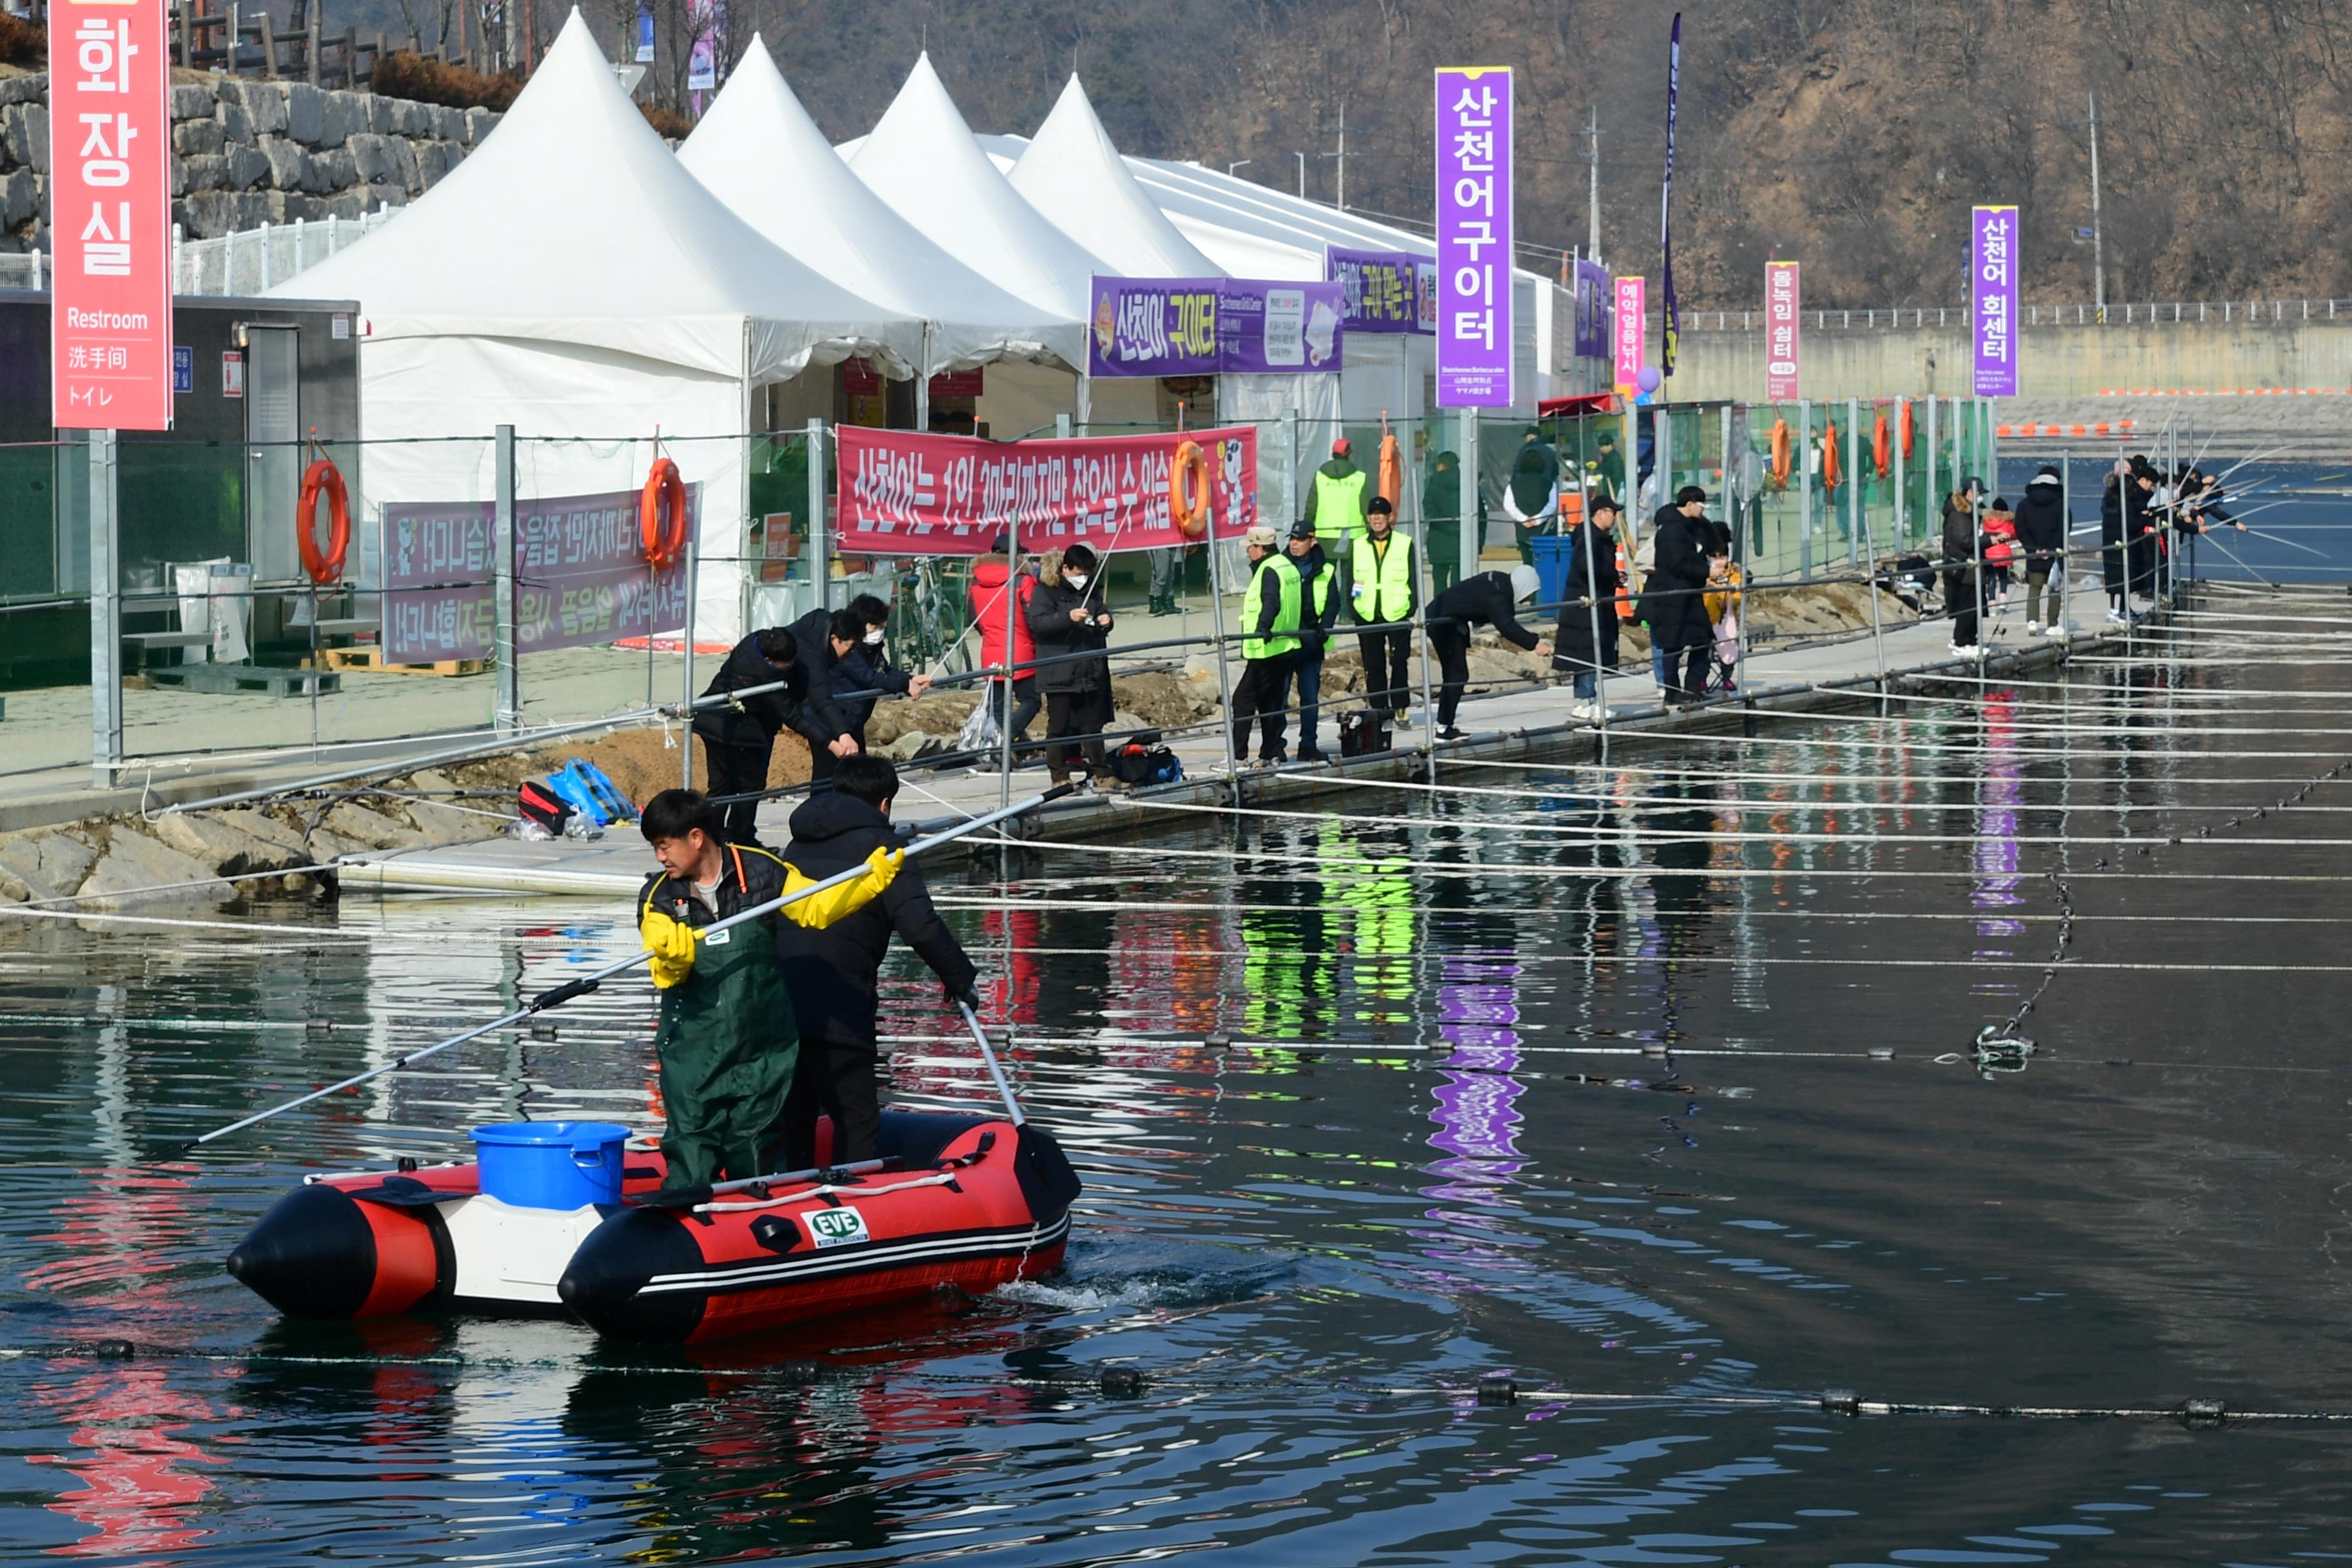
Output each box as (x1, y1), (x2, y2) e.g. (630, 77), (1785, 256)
(226, 1111), (1080, 1344)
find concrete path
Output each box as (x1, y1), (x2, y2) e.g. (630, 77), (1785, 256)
(340, 596), (2114, 899)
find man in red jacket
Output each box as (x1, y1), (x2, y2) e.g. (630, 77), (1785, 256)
(970, 534), (1039, 759)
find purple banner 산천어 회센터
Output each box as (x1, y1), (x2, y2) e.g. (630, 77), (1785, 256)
(380, 484), (698, 663)
(1972, 205), (2020, 397)
(1087, 277), (1345, 377)
(1435, 66), (1513, 407)
(1327, 246), (1427, 334)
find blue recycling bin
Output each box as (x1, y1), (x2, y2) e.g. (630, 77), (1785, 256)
(1531, 533), (1576, 607)
(471, 1121), (632, 1209)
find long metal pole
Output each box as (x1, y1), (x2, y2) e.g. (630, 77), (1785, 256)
(806, 416), (828, 609)
(1845, 395), (1861, 565)
(494, 423), (518, 733)
(186, 786), (1072, 1150)
(88, 430), (121, 790)
(955, 999), (1026, 1126)
(1582, 506), (1608, 729)
(1207, 503), (1237, 765)
(1893, 397), (1907, 548)
(2089, 92), (2106, 321)
(1857, 449), (1887, 694)
(1587, 104), (1601, 262)
(2059, 445), (2071, 633)
(1797, 399), (1812, 579)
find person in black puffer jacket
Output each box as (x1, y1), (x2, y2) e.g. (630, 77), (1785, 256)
(2012, 466), (2068, 635)
(1942, 478), (1986, 652)
(772, 754), (979, 1168)
(691, 628), (849, 845)
(1636, 486), (1715, 703)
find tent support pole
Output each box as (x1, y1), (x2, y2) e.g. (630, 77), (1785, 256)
(494, 423), (518, 734)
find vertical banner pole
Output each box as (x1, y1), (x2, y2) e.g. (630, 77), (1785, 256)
(681, 529), (697, 790)
(494, 423), (518, 734)
(805, 417), (828, 609)
(1798, 399), (1812, 580)
(88, 431), (121, 789)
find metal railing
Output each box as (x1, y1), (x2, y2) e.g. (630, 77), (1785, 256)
(1683, 299), (2352, 331)
(173, 208), (403, 297)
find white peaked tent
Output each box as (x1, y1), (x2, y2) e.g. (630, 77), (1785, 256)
(1009, 76), (1220, 279)
(850, 56), (1108, 324)
(678, 41), (1083, 378)
(272, 10), (923, 640)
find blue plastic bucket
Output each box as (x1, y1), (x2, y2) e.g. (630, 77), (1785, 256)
(1531, 533), (1575, 607)
(471, 1121), (632, 1209)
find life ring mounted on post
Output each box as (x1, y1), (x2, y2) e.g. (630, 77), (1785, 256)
(297, 458), (350, 585)
(641, 457), (689, 569)
(1769, 419), (1792, 489)
(1873, 413), (1892, 478)
(1170, 439), (1211, 540)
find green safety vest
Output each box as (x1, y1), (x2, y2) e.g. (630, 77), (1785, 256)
(1313, 467), (1369, 543)
(1349, 531), (1415, 624)
(1241, 553), (1302, 660)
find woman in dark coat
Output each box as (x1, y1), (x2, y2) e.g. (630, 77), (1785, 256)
(1636, 487), (1714, 705)
(1553, 495), (1623, 719)
(2099, 466), (2129, 618)
(1023, 544), (1115, 786)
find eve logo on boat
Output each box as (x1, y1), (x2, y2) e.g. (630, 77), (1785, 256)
(805, 1206), (870, 1249)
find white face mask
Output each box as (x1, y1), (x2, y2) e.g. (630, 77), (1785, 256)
(863, 628), (884, 646)
(1064, 572), (1090, 590)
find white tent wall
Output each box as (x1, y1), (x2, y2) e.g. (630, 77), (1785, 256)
(1222, 371), (1342, 531)
(357, 334), (751, 643)
(975, 361), (1081, 440)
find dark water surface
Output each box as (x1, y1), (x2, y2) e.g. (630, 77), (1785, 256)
(6, 595), (2352, 1564)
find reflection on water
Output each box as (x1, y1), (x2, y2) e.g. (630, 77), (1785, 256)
(5, 605), (2352, 1562)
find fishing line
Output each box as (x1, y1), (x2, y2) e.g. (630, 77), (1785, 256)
(0, 1340), (2333, 1429)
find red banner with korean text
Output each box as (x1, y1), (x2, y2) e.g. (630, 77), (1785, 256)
(834, 425), (1259, 556)
(50, 0), (173, 430)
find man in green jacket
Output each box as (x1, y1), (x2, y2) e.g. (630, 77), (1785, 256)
(1230, 524), (1302, 765)
(636, 789), (899, 1188)
(1422, 450), (1478, 594)
(1304, 436), (1372, 547)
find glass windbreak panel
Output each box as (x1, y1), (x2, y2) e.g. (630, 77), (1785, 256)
(0, 441), (58, 600)
(117, 440), (245, 595)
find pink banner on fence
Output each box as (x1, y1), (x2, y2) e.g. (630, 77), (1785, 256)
(50, 0), (174, 430)
(1765, 260), (1801, 400)
(834, 425), (1259, 556)
(1612, 275), (1646, 395)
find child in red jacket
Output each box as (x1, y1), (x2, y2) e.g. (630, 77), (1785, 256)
(1983, 500), (2019, 611)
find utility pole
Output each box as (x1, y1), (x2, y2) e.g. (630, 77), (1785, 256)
(1587, 104), (1601, 264)
(1321, 104), (1348, 210)
(1296, 150), (1306, 200)
(2088, 91), (2106, 322)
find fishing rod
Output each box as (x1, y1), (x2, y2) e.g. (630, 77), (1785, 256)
(183, 783), (1075, 1152)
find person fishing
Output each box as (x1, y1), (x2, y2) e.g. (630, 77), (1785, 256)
(1636, 485), (1716, 703)
(636, 788), (902, 1189)
(1551, 493), (1622, 723)
(691, 627), (856, 846)
(770, 754), (979, 1170)
(2014, 464), (2068, 638)
(1424, 563), (1551, 741)
(784, 607), (872, 785)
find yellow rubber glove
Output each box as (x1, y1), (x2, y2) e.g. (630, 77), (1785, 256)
(780, 845), (903, 929)
(640, 908), (698, 990)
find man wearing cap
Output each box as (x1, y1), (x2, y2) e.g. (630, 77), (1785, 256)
(1424, 564), (1552, 742)
(1349, 495), (1416, 727)
(1231, 525), (1302, 765)
(1284, 520), (1341, 761)
(1304, 436), (1372, 548)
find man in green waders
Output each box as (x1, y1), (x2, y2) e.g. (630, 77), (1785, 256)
(636, 789), (902, 1188)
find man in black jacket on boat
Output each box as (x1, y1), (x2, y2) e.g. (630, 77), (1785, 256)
(692, 629), (856, 847)
(772, 754), (981, 1169)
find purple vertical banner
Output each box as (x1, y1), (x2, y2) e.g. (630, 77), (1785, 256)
(1435, 66), (1514, 407)
(1660, 12), (1683, 377)
(1972, 204), (2020, 396)
(1572, 258), (1611, 358)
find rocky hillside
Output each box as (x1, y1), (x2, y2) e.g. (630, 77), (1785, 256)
(0, 67), (496, 253)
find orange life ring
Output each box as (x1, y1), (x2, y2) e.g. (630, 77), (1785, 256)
(1769, 418), (1792, 488)
(641, 458), (689, 569)
(1873, 413), (1891, 478)
(297, 458), (350, 585)
(1170, 440), (1211, 540)
(1899, 398), (1916, 460)
(1822, 420), (1842, 493)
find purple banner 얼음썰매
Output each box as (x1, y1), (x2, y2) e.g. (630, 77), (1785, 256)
(1087, 277), (1344, 377)
(1327, 246), (1427, 334)
(1972, 204), (2020, 397)
(380, 485), (699, 663)
(1435, 66), (1513, 407)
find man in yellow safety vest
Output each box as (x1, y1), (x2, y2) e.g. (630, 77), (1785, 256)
(1232, 524), (1302, 765)
(1348, 495), (1418, 725)
(1305, 436), (1371, 547)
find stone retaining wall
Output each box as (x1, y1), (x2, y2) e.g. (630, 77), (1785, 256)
(0, 69), (498, 253)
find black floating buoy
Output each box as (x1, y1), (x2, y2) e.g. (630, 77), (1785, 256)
(69, 1338), (136, 1360)
(774, 1359), (823, 1384)
(530, 1022), (558, 1041)
(1820, 1387), (1861, 1418)
(1100, 1366), (1146, 1398)
(306, 1017), (332, 1034)
(1476, 1373), (1517, 1406)
(1868, 1046), (1896, 1061)
(2180, 1396), (2226, 1424)
(1202, 1035), (1231, 1052)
